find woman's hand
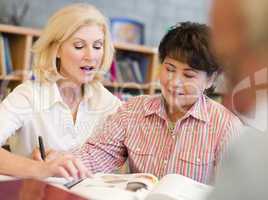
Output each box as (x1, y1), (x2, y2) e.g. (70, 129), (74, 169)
(38, 153), (91, 180)
(31, 147), (60, 161)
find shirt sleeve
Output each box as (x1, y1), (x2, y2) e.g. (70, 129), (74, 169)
(0, 84), (32, 146)
(73, 102), (129, 173)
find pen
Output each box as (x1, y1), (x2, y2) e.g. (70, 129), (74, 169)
(38, 136), (46, 161)
(64, 178), (84, 189)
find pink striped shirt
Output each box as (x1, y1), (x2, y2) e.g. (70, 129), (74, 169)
(76, 94), (242, 184)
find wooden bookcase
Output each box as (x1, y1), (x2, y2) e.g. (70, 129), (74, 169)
(0, 24), (159, 97)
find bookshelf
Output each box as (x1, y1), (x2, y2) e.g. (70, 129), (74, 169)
(0, 24), (159, 100)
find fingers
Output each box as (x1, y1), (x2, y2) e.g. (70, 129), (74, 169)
(64, 159), (79, 180)
(57, 166), (73, 181)
(32, 147), (42, 161)
(46, 149), (60, 161)
(72, 158), (91, 178)
(47, 154), (90, 180)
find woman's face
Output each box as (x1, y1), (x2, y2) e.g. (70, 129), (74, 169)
(57, 24), (104, 85)
(159, 57), (213, 113)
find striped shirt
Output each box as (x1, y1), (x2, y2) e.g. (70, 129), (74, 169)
(76, 94), (242, 184)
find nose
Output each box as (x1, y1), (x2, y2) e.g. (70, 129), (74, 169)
(168, 73), (183, 89)
(84, 46), (94, 60)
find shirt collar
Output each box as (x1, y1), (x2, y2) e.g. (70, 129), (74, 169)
(143, 94), (209, 123)
(45, 81), (97, 107)
(144, 95), (167, 120)
(186, 94), (209, 122)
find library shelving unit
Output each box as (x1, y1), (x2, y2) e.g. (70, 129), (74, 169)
(0, 24), (41, 81)
(0, 24), (159, 98)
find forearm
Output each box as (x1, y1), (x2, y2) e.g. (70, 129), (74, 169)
(74, 141), (126, 173)
(0, 148), (45, 178)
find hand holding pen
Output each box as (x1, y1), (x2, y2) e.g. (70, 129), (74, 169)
(32, 137), (57, 161)
(32, 136), (91, 180)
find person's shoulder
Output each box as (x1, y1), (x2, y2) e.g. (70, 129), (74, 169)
(206, 96), (241, 124)
(120, 94), (161, 116)
(2, 80), (37, 102)
(11, 80), (50, 95)
(124, 94), (157, 107)
(89, 82), (122, 111)
(11, 80), (34, 93)
(0, 81), (40, 111)
(97, 82), (121, 103)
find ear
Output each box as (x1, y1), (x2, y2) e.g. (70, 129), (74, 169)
(205, 72), (218, 89)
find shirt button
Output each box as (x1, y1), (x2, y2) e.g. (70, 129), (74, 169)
(172, 135), (176, 139)
(163, 160), (168, 165)
(197, 158), (201, 163)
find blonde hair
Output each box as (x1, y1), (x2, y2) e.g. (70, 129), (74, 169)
(32, 3), (114, 83)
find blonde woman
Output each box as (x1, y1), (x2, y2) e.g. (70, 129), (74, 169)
(0, 4), (120, 178)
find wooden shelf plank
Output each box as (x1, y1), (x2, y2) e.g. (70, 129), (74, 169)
(0, 24), (41, 36)
(102, 81), (151, 90)
(0, 75), (23, 81)
(114, 42), (157, 54)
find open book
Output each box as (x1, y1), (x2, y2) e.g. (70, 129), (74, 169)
(68, 173), (213, 200)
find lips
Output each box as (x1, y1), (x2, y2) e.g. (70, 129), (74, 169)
(80, 66), (95, 71)
(80, 66), (96, 75)
(168, 89), (185, 96)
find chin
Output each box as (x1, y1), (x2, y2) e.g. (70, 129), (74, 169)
(81, 74), (96, 83)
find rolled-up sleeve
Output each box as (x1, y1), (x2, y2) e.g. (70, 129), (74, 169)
(73, 102), (129, 173)
(0, 86), (32, 146)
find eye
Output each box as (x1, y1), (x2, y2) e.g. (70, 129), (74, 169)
(74, 42), (84, 50)
(183, 73), (196, 78)
(74, 45), (83, 50)
(166, 66), (176, 72)
(93, 41), (103, 50)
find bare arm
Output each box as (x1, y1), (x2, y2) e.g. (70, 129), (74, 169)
(0, 148), (89, 179)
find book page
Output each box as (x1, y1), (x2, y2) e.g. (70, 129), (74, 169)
(70, 173), (158, 200)
(0, 175), (17, 181)
(145, 174), (213, 200)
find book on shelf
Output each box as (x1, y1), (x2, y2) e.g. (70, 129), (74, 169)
(3, 35), (13, 75)
(0, 33), (5, 76)
(117, 59), (137, 83)
(66, 173), (213, 200)
(115, 52), (148, 84)
(110, 59), (117, 82)
(130, 59), (143, 83)
(0, 33), (13, 77)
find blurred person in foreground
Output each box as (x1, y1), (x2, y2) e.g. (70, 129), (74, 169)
(208, 0), (268, 199)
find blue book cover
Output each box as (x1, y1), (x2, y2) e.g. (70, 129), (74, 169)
(3, 35), (13, 75)
(0, 33), (6, 76)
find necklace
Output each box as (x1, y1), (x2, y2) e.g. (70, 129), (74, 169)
(167, 120), (176, 134)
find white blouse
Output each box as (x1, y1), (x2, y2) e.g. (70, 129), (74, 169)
(0, 80), (121, 156)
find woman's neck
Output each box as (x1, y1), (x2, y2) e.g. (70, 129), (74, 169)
(164, 100), (192, 122)
(57, 79), (83, 109)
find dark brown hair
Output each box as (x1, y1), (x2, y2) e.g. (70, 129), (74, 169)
(158, 22), (221, 76)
